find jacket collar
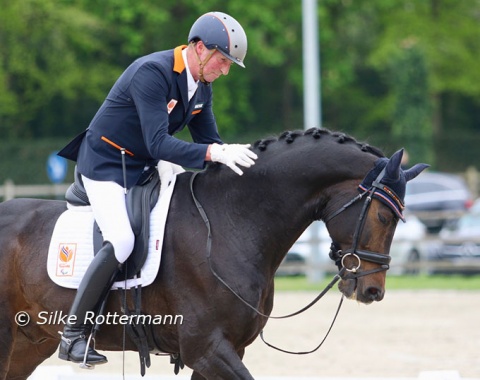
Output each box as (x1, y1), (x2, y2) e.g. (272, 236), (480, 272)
(173, 45), (187, 73)
(173, 45), (190, 112)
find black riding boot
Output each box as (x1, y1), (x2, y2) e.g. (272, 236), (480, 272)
(58, 241), (121, 365)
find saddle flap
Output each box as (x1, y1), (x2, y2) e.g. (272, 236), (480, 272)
(126, 170), (160, 236)
(120, 170), (160, 280)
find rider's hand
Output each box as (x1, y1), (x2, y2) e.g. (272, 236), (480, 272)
(209, 143), (258, 176)
(158, 160), (185, 195)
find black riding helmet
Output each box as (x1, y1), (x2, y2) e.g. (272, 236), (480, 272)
(188, 11), (247, 68)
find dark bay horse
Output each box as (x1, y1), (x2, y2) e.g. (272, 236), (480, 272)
(0, 128), (427, 379)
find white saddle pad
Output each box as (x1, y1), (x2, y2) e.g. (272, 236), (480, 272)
(47, 175), (177, 290)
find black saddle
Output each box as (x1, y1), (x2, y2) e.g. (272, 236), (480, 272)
(65, 167), (161, 281)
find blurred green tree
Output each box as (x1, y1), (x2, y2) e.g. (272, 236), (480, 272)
(0, 0), (479, 177)
(0, 0), (120, 138)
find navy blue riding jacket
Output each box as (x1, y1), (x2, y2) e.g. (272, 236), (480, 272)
(59, 45), (222, 188)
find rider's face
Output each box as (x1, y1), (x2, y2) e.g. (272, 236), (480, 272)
(201, 51), (233, 82)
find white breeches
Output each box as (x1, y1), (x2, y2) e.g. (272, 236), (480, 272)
(82, 176), (134, 263)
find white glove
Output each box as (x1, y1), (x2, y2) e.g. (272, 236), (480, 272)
(157, 160), (185, 195)
(210, 143), (258, 176)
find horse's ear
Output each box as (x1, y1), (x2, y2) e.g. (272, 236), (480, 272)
(385, 149), (404, 180)
(405, 163), (430, 182)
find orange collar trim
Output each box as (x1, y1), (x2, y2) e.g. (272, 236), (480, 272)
(173, 45), (187, 74)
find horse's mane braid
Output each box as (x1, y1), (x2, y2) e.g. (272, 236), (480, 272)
(253, 127), (384, 157)
(253, 137), (277, 151)
(279, 130), (303, 143)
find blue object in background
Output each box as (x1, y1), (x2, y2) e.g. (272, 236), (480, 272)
(47, 151), (68, 184)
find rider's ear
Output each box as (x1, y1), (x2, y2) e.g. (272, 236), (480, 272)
(195, 41), (206, 54)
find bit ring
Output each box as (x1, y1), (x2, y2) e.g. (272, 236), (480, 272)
(341, 253), (361, 273)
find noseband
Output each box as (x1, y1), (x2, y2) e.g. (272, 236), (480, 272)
(323, 168), (395, 280)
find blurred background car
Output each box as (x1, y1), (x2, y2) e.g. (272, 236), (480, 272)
(388, 213), (427, 275)
(404, 171), (473, 234)
(277, 214), (427, 277)
(425, 199), (480, 275)
(276, 221), (333, 277)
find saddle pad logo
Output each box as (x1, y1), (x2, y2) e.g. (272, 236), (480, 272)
(56, 243), (77, 276)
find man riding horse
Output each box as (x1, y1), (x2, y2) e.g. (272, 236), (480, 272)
(57, 11), (257, 365)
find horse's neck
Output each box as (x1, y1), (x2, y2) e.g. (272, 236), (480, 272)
(193, 167), (325, 271)
(189, 140), (378, 275)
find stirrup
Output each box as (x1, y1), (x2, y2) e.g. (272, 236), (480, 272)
(79, 332), (96, 370)
(58, 330), (98, 369)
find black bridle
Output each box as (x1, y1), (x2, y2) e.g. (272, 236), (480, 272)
(188, 166), (401, 355)
(323, 167), (396, 280)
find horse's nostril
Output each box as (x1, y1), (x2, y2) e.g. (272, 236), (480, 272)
(366, 286), (383, 300)
(368, 286), (378, 294)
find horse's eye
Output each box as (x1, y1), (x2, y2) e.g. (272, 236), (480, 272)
(378, 212), (388, 225)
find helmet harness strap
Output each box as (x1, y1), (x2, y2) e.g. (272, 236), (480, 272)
(191, 42), (216, 84)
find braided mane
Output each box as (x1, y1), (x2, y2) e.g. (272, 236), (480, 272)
(252, 128), (384, 158)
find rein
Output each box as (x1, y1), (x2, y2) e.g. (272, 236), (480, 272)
(188, 166), (396, 355)
(189, 172), (342, 320)
(189, 172), (346, 355)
